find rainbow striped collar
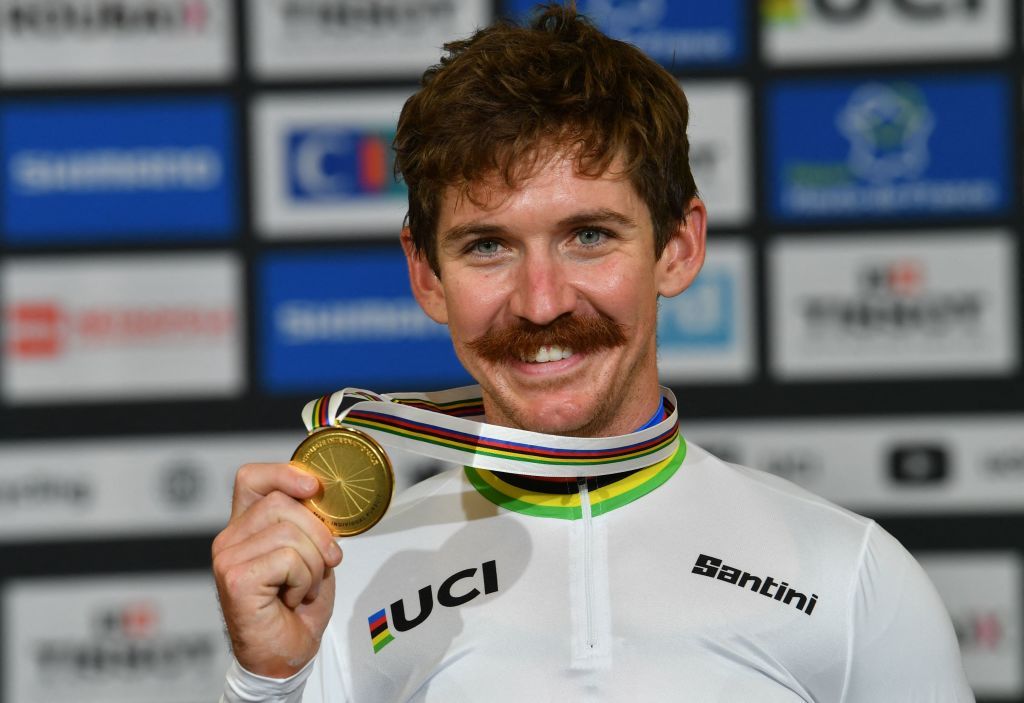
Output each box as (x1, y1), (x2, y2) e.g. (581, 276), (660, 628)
(301, 385), (681, 478)
(467, 440), (686, 520)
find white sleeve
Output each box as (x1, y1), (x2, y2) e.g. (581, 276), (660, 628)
(842, 523), (975, 703)
(219, 658), (314, 703)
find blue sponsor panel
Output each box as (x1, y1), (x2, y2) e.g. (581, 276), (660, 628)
(287, 127), (403, 201)
(260, 250), (471, 393)
(1, 98), (237, 244)
(503, 0), (745, 66)
(659, 271), (734, 349)
(766, 76), (1010, 221)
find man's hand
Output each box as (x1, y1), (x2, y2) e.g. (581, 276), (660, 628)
(212, 463), (343, 678)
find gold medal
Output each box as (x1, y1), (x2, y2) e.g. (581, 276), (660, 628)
(290, 427), (394, 536)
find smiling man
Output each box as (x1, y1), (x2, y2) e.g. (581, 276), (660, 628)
(214, 5), (972, 702)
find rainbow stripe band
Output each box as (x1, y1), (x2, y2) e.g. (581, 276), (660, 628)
(344, 409), (678, 465)
(300, 385), (683, 478)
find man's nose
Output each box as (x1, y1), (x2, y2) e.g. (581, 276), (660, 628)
(508, 252), (577, 326)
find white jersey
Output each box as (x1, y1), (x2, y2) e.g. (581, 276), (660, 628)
(223, 440), (973, 702)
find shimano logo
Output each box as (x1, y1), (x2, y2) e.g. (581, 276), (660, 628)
(691, 553), (819, 616)
(276, 300), (448, 344)
(2, 1), (209, 35)
(10, 148), (222, 195)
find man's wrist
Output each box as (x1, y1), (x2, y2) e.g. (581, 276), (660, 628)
(221, 656), (315, 703)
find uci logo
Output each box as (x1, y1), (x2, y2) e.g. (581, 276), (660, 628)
(812, 0), (981, 21)
(368, 560), (498, 653)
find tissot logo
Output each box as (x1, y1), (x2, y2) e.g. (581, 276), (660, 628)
(281, 0), (456, 31)
(36, 601), (216, 677)
(888, 444), (949, 484)
(803, 260), (983, 336)
(691, 553), (818, 615)
(369, 560), (498, 652)
(952, 611), (1006, 651)
(2, 0), (210, 35)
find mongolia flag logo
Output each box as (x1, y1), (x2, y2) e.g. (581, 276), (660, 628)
(368, 608), (395, 653)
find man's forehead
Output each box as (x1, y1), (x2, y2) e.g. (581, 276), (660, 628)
(441, 148), (633, 215)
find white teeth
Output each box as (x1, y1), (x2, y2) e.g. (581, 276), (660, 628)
(519, 346), (575, 363)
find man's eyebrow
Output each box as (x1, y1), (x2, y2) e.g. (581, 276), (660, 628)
(439, 209), (639, 247)
(439, 223), (506, 247)
(558, 208), (638, 229)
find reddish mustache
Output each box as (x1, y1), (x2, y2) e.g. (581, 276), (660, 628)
(467, 315), (627, 362)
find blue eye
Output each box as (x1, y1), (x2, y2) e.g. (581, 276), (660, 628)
(577, 228), (606, 246)
(471, 240), (501, 255)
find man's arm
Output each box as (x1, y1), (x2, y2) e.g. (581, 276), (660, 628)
(842, 523), (974, 702)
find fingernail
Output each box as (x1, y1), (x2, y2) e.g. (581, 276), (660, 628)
(328, 541), (342, 562)
(300, 476), (319, 492)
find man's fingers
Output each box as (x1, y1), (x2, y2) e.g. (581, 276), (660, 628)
(217, 490), (342, 568)
(231, 463), (320, 520)
(216, 521), (335, 603)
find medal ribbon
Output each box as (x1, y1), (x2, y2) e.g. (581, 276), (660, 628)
(300, 385), (680, 478)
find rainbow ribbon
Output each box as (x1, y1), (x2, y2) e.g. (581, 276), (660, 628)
(300, 385), (680, 478)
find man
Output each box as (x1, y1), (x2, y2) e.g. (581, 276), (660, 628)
(214, 4), (972, 701)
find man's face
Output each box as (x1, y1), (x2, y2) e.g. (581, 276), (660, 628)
(405, 150), (705, 437)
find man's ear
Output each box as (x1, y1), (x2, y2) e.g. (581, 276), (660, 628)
(655, 197), (707, 298)
(402, 228), (448, 324)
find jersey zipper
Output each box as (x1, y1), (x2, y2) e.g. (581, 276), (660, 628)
(578, 476), (596, 649)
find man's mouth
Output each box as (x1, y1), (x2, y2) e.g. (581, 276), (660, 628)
(517, 345), (575, 364)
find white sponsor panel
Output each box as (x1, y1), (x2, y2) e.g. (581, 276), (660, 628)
(0, 433), (293, 540)
(2, 253), (244, 403)
(0, 0), (234, 84)
(0, 431), (448, 540)
(763, 0), (1010, 65)
(252, 92), (411, 238)
(686, 414), (1024, 513)
(918, 553), (1023, 699)
(248, 0), (489, 78)
(3, 572), (232, 703)
(684, 81), (752, 226)
(769, 231), (1017, 380)
(657, 237), (755, 383)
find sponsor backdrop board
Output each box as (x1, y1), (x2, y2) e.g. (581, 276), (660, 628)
(259, 248), (470, 392)
(686, 415), (1024, 513)
(0, 0), (235, 85)
(766, 75), (1011, 222)
(919, 553), (1023, 699)
(2, 253), (244, 403)
(769, 231), (1018, 380)
(684, 80), (753, 227)
(0, 2), (1022, 702)
(657, 237), (755, 384)
(0, 98), (238, 244)
(762, 0), (1011, 65)
(3, 573), (232, 703)
(248, 0), (490, 78)
(252, 92), (410, 238)
(505, 0), (748, 66)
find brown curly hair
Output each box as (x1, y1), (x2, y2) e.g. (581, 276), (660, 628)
(394, 2), (698, 274)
